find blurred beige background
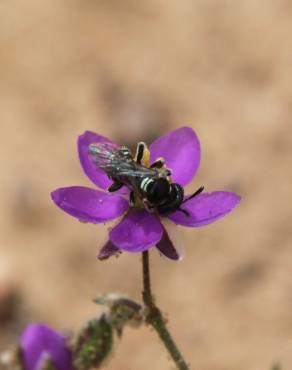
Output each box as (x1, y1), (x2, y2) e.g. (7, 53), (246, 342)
(1, 1), (292, 369)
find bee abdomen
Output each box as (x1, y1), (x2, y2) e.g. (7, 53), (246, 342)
(140, 177), (154, 193)
(157, 183), (184, 215)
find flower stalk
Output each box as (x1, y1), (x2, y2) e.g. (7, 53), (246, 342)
(142, 251), (190, 370)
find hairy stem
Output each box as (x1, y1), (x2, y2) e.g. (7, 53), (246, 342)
(142, 251), (190, 370)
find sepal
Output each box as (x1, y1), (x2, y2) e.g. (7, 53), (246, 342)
(94, 294), (143, 337)
(73, 315), (113, 370)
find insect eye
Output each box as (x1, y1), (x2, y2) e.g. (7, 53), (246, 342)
(146, 179), (171, 205)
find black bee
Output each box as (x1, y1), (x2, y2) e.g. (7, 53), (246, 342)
(89, 141), (203, 216)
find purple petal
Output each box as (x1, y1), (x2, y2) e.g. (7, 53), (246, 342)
(109, 209), (163, 252)
(168, 191), (240, 227)
(51, 186), (129, 223)
(78, 131), (127, 192)
(98, 240), (121, 260)
(156, 229), (180, 261)
(20, 324), (72, 370)
(149, 126), (201, 186)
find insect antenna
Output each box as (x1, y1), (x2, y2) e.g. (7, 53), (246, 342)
(177, 186), (204, 217)
(182, 186), (204, 204)
(177, 207), (190, 217)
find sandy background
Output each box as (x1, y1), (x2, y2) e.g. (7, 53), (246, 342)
(1, 1), (292, 369)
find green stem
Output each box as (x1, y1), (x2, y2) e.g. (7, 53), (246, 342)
(142, 251), (190, 370)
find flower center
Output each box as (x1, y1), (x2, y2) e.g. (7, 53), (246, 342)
(129, 142), (182, 215)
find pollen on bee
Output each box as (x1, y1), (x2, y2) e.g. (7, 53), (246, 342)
(141, 146), (150, 167)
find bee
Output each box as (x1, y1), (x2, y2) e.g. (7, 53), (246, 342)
(89, 141), (203, 216)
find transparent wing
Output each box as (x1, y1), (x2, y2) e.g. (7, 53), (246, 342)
(113, 163), (158, 177)
(89, 142), (157, 179)
(89, 142), (121, 169)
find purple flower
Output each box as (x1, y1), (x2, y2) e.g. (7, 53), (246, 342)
(51, 127), (240, 260)
(20, 324), (72, 370)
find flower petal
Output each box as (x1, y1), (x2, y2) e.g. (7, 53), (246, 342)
(156, 220), (185, 261)
(168, 191), (240, 227)
(51, 186), (129, 223)
(20, 324), (72, 370)
(149, 126), (201, 186)
(98, 240), (121, 260)
(109, 209), (163, 252)
(78, 131), (127, 194)
(156, 229), (180, 261)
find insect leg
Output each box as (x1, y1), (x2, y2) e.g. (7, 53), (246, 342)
(142, 198), (155, 213)
(135, 141), (151, 166)
(150, 157), (165, 169)
(108, 181), (124, 192)
(129, 191), (135, 206)
(135, 142), (146, 165)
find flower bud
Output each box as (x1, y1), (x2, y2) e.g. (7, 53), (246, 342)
(94, 294), (144, 336)
(73, 315), (113, 370)
(20, 324), (72, 370)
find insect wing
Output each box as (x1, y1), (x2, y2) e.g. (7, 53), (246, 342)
(89, 142), (126, 178)
(114, 165), (156, 178)
(89, 142), (119, 167)
(89, 142), (156, 179)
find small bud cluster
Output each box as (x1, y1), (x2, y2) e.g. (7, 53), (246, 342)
(73, 315), (113, 370)
(1, 295), (144, 370)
